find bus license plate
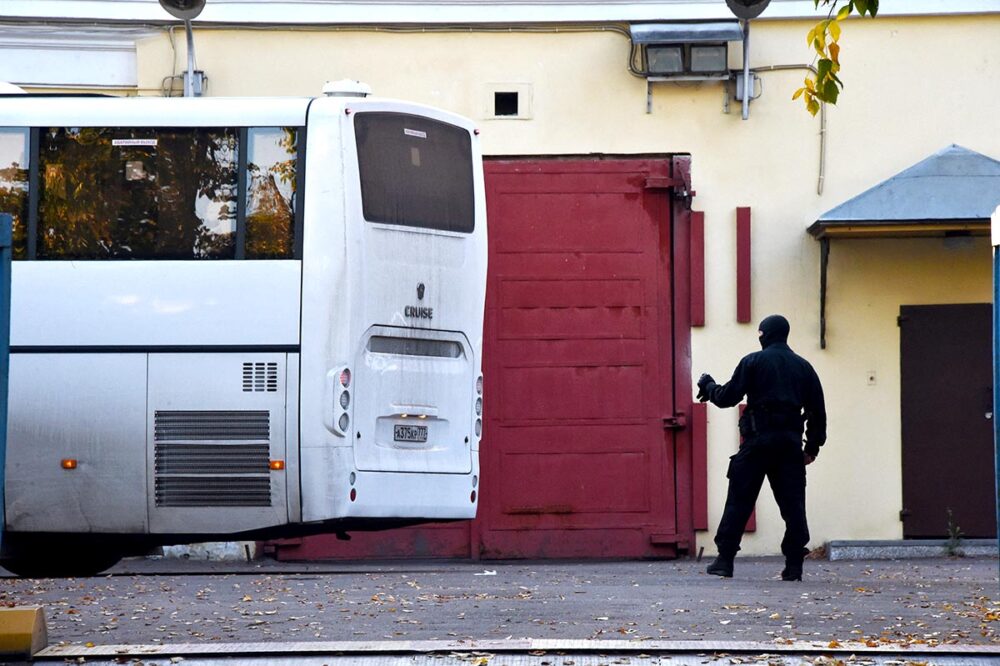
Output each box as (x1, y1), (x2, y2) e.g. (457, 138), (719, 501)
(394, 425), (428, 443)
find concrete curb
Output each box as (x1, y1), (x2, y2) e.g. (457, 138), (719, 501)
(35, 639), (1000, 659)
(828, 539), (999, 560)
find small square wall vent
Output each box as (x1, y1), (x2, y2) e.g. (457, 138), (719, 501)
(484, 83), (533, 120)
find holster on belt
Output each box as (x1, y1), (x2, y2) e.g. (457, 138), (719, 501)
(739, 405), (804, 438)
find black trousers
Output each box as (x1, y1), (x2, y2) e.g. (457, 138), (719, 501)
(713, 434), (809, 560)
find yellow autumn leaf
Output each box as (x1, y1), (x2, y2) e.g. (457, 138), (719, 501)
(829, 19), (842, 42)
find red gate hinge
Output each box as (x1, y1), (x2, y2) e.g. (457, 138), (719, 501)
(663, 413), (686, 430)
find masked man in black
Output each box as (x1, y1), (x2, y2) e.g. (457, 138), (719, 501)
(696, 314), (826, 581)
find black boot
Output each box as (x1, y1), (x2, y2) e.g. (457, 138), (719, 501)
(781, 549), (807, 581)
(706, 554), (734, 578)
(780, 561), (802, 581)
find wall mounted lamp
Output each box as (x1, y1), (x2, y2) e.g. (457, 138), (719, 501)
(630, 0), (772, 119)
(629, 22), (744, 114)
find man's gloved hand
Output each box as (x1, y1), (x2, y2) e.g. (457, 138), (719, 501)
(696, 373), (716, 402)
(803, 444), (819, 466)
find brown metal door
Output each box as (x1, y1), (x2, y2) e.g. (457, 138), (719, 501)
(900, 303), (996, 538)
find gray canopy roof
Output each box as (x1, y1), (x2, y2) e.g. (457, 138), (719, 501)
(808, 144), (1000, 238)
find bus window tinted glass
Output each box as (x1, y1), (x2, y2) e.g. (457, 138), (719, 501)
(38, 127), (237, 259)
(355, 113), (474, 233)
(246, 128), (296, 259)
(0, 129), (29, 259)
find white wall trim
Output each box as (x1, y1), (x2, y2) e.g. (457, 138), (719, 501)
(0, 0), (997, 25)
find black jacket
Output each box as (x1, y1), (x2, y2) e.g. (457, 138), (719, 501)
(706, 342), (827, 456)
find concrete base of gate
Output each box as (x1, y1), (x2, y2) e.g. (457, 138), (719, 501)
(828, 538), (998, 560)
(160, 541), (258, 561)
(0, 606), (47, 659)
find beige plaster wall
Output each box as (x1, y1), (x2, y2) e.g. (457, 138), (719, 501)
(136, 15), (1000, 554)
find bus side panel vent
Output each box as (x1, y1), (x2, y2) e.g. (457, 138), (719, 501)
(242, 362), (279, 392)
(154, 410), (272, 507)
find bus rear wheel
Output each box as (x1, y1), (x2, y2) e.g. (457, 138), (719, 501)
(0, 538), (122, 578)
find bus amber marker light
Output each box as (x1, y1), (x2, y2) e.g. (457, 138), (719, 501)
(61, 459), (78, 470)
(269, 460), (285, 471)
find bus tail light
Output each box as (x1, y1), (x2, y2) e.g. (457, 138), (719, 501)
(327, 366), (353, 437)
(61, 459), (78, 470)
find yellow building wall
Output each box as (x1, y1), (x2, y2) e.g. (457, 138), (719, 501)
(136, 15), (1000, 554)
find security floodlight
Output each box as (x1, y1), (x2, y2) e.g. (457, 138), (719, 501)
(158, 0), (205, 20)
(725, 0), (771, 19)
(159, 0), (207, 97)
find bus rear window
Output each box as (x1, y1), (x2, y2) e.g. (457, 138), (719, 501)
(354, 113), (474, 233)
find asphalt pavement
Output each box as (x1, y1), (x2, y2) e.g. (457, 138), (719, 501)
(1, 555), (998, 651)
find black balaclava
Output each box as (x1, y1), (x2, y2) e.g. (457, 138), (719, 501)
(758, 314), (790, 349)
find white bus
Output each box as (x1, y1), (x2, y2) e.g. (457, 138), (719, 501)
(0, 83), (487, 576)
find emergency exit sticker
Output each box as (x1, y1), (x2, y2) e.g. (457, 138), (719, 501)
(112, 139), (158, 147)
(404, 128), (427, 139)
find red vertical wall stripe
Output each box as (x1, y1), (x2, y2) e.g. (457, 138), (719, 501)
(692, 402), (708, 531)
(690, 211), (705, 327)
(736, 207), (751, 323)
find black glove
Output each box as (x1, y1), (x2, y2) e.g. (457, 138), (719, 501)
(803, 443), (819, 459)
(696, 373), (716, 403)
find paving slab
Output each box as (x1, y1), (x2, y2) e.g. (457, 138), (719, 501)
(0, 556), (997, 651)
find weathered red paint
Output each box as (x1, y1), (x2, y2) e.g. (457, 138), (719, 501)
(477, 157), (681, 559)
(690, 211), (705, 327)
(268, 156), (695, 561)
(736, 207), (752, 323)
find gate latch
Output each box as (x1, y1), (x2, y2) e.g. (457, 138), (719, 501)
(663, 413), (686, 430)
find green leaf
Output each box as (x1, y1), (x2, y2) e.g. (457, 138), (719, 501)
(816, 58), (833, 81)
(868, 0), (878, 16)
(823, 78), (840, 103)
(806, 97), (821, 116)
(855, 0), (868, 14)
(836, 5), (851, 20)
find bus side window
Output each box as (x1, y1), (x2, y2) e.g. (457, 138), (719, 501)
(37, 127), (238, 260)
(0, 128), (30, 259)
(245, 127), (296, 259)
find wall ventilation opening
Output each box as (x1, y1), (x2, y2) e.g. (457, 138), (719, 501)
(243, 362), (278, 392)
(494, 92), (519, 117)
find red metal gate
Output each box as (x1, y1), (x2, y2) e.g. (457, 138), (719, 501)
(269, 156), (693, 560)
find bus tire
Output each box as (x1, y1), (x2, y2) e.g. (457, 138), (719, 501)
(0, 541), (122, 578)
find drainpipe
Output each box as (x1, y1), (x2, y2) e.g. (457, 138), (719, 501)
(752, 64), (827, 196)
